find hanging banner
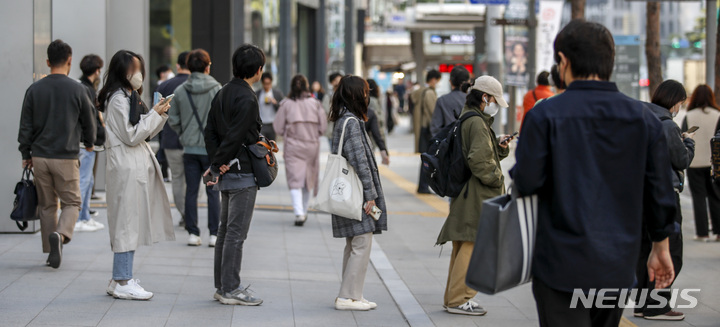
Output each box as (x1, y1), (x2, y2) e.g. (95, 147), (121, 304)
(505, 27), (530, 86)
(535, 1), (564, 74)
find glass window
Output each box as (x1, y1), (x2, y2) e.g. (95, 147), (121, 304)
(149, 0), (192, 90)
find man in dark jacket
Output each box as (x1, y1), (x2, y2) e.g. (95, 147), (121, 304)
(18, 40), (96, 269)
(512, 21), (677, 327)
(205, 44), (264, 306)
(429, 65), (470, 138)
(157, 51), (190, 226)
(255, 72), (284, 140)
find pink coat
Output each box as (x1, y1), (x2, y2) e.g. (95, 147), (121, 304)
(274, 95), (328, 194)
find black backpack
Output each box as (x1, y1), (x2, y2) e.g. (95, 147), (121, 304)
(421, 112), (481, 197)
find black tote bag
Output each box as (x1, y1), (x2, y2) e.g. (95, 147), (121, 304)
(11, 167), (39, 231)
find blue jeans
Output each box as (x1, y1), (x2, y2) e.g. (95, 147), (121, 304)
(184, 154), (220, 236)
(78, 150), (96, 222)
(113, 251), (135, 280)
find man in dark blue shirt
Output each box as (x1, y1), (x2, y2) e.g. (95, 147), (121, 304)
(512, 20), (677, 327)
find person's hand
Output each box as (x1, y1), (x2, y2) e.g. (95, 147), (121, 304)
(22, 159), (32, 169)
(498, 135), (514, 149)
(648, 238), (675, 289)
(219, 165), (230, 174)
(204, 168), (219, 186)
(153, 98), (171, 115)
(682, 132), (695, 140)
(381, 150), (390, 166)
(85, 146), (94, 152)
(364, 200), (377, 215)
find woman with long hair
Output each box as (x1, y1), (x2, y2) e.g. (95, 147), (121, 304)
(328, 75), (387, 311)
(685, 84), (720, 242)
(98, 50), (174, 300)
(273, 75), (327, 226)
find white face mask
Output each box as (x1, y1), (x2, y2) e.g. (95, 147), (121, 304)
(483, 96), (500, 117)
(128, 71), (143, 90)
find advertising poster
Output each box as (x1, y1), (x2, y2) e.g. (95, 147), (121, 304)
(505, 27), (529, 87)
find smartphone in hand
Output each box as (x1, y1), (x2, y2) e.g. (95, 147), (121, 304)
(203, 173), (215, 185)
(687, 126), (700, 133)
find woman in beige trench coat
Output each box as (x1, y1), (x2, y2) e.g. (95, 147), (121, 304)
(98, 50), (174, 300)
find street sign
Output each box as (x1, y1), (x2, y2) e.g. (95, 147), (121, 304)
(612, 35), (641, 99)
(493, 18), (529, 26)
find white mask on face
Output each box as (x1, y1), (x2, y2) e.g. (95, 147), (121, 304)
(129, 71), (143, 90)
(483, 96), (500, 117)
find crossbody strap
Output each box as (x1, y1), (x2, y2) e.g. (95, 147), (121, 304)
(185, 89), (205, 132)
(336, 116), (359, 157)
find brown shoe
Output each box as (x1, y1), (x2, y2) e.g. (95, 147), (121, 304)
(644, 311), (685, 321)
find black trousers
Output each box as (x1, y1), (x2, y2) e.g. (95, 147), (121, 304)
(687, 167), (720, 236)
(634, 193), (683, 316)
(532, 279), (624, 327)
(417, 126), (432, 192)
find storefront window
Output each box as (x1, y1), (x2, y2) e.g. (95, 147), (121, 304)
(149, 0), (192, 90)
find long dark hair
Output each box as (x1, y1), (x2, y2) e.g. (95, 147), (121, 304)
(98, 50), (145, 111)
(651, 79), (687, 110)
(328, 75), (369, 122)
(288, 74), (310, 100)
(687, 84), (720, 112)
(367, 79), (380, 99)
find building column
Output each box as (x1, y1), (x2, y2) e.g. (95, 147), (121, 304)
(279, 0), (292, 94)
(316, 0), (328, 83)
(344, 0), (356, 74)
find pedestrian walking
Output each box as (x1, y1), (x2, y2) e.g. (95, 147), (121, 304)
(273, 74), (327, 226)
(430, 65), (470, 138)
(521, 71), (554, 125)
(255, 72), (284, 141)
(18, 39), (96, 268)
(411, 69), (440, 194)
(512, 20), (677, 327)
(327, 75), (388, 311)
(634, 80), (694, 321)
(436, 76), (511, 316)
(169, 49), (222, 247)
(99, 50), (174, 300)
(157, 51), (190, 227)
(684, 84), (720, 242)
(204, 44), (265, 306)
(75, 54), (107, 233)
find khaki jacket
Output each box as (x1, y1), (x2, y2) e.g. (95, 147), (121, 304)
(411, 86), (437, 152)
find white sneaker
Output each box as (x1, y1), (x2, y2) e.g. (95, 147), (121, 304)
(113, 279), (153, 300)
(188, 234), (202, 246)
(361, 298), (377, 309)
(74, 220), (99, 232)
(106, 280), (117, 296)
(335, 297), (372, 311)
(87, 218), (105, 230)
(209, 235), (217, 247)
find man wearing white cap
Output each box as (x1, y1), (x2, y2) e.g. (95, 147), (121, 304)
(436, 75), (513, 316)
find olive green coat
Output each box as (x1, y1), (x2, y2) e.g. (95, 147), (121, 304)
(436, 105), (509, 245)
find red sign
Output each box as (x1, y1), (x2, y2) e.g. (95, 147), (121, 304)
(439, 64), (474, 73)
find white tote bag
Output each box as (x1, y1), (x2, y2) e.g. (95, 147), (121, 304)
(312, 117), (364, 221)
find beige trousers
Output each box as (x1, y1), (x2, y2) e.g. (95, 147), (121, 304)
(444, 241), (478, 307)
(33, 157), (81, 253)
(338, 232), (373, 300)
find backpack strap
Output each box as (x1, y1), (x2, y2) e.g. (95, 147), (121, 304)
(532, 89), (538, 102)
(185, 88), (205, 132)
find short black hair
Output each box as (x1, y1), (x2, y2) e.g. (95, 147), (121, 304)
(550, 64), (566, 89)
(232, 44), (265, 79)
(554, 20), (614, 81)
(47, 39), (72, 67)
(651, 79), (687, 110)
(80, 54), (103, 77)
(177, 51), (190, 69)
(536, 71), (550, 86)
(329, 72), (342, 84)
(261, 72), (273, 82)
(450, 66), (470, 88)
(426, 69), (441, 83)
(155, 65), (170, 78)
(187, 49), (211, 73)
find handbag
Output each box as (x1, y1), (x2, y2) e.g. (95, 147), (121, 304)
(11, 167), (39, 231)
(313, 117), (364, 221)
(246, 135), (279, 187)
(466, 184), (538, 294)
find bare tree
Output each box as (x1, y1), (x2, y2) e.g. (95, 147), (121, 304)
(646, 2), (662, 97)
(571, 0), (585, 19)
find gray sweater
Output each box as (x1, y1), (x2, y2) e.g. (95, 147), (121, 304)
(168, 72), (222, 155)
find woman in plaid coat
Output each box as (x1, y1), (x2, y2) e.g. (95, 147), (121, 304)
(328, 75), (387, 311)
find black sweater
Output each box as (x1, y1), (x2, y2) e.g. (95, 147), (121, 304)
(205, 78), (261, 174)
(18, 74), (96, 160)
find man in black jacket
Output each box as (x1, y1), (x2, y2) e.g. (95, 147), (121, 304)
(18, 40), (96, 269)
(512, 21), (677, 327)
(205, 44), (264, 306)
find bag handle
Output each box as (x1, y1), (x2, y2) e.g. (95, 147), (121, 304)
(336, 116), (359, 156)
(185, 88), (206, 132)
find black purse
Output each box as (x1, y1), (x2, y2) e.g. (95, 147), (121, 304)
(246, 135), (279, 187)
(11, 167), (39, 231)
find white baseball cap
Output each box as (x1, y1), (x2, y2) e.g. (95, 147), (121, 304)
(470, 75), (508, 108)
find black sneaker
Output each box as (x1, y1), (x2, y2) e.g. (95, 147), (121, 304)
(219, 285), (263, 306)
(47, 232), (62, 269)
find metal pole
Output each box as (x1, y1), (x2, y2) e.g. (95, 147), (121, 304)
(486, 5), (503, 80)
(344, 0), (355, 75)
(527, 0), (537, 90)
(474, 25), (485, 77)
(316, 0), (327, 84)
(279, 0), (292, 95)
(707, 0), (716, 89)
